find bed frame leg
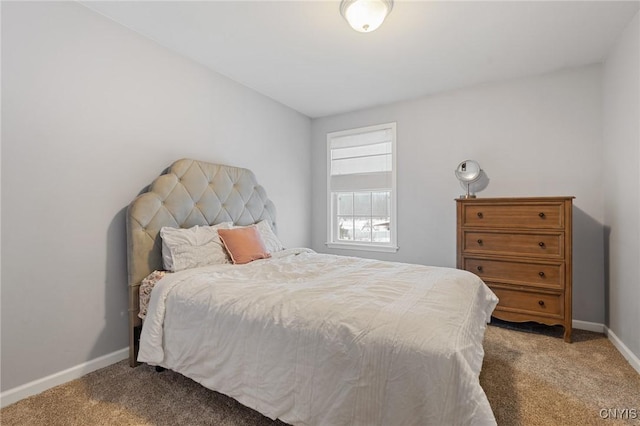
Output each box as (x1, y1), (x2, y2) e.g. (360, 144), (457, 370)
(155, 366), (166, 373)
(129, 324), (142, 367)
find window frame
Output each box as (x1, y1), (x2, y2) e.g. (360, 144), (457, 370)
(326, 122), (398, 253)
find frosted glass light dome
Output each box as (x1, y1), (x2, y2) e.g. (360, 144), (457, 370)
(340, 0), (394, 33)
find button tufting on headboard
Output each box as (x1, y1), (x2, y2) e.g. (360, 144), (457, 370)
(126, 158), (276, 288)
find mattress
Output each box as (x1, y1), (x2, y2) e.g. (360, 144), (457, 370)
(139, 249), (498, 425)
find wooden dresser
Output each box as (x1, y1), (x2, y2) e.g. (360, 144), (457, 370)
(456, 197), (574, 342)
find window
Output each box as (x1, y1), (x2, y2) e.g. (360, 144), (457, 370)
(327, 122), (397, 252)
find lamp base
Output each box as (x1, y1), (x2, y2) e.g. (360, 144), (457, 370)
(459, 194), (477, 199)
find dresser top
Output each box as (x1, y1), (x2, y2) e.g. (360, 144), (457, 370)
(455, 196), (575, 203)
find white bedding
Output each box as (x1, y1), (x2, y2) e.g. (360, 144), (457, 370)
(138, 249), (498, 425)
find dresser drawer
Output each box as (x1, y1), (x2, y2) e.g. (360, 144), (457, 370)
(462, 257), (563, 289)
(462, 203), (564, 229)
(462, 230), (563, 258)
(490, 286), (563, 318)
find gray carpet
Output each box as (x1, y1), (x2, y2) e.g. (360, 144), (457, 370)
(2, 324), (639, 425)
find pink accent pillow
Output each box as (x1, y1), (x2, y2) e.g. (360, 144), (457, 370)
(218, 226), (271, 265)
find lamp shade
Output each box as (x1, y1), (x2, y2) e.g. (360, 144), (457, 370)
(340, 0), (394, 33)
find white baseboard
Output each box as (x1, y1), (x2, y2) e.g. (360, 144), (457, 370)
(605, 327), (640, 375)
(572, 319), (605, 333)
(0, 347), (128, 409)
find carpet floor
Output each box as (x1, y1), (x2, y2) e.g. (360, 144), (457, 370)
(2, 323), (639, 425)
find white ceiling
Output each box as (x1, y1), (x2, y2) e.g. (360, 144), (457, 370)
(81, 1), (639, 118)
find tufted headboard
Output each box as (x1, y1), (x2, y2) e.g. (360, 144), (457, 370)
(126, 158), (276, 366)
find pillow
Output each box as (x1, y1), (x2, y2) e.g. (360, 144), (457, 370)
(228, 221), (284, 253)
(138, 270), (166, 320)
(218, 226), (271, 265)
(255, 220), (285, 253)
(160, 223), (232, 272)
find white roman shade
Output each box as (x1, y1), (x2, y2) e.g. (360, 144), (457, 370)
(330, 127), (393, 191)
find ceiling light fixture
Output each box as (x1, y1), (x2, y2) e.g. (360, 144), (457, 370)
(339, 0), (394, 33)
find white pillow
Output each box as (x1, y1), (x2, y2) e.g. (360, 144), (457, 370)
(160, 223), (232, 272)
(255, 220), (284, 253)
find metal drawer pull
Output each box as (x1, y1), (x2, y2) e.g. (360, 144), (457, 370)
(477, 239), (483, 245)
(477, 212), (483, 218)
(538, 300), (545, 306)
(476, 266), (483, 272)
(539, 212), (545, 218)
(539, 271), (545, 277)
(538, 241), (545, 248)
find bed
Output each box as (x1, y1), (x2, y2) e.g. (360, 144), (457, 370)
(127, 158), (499, 425)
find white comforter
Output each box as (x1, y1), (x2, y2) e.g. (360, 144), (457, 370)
(139, 249), (498, 425)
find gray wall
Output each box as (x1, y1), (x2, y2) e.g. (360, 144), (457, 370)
(311, 66), (605, 324)
(1, 2), (311, 391)
(603, 12), (640, 359)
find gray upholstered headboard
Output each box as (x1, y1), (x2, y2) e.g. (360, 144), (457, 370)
(126, 158), (276, 366)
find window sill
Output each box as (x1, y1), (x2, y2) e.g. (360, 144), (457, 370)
(325, 242), (399, 253)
